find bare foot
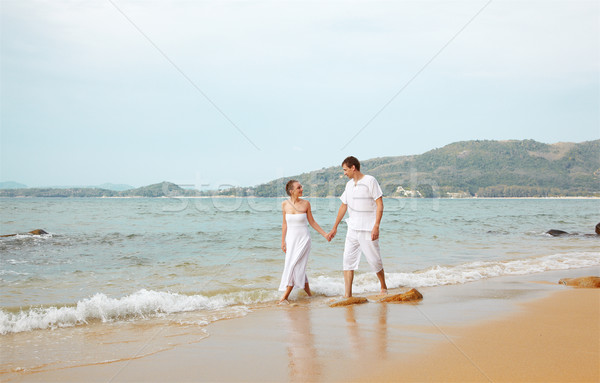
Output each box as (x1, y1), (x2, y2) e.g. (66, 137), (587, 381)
(380, 289), (388, 295)
(278, 299), (289, 305)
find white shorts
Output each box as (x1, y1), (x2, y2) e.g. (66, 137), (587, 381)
(343, 228), (383, 272)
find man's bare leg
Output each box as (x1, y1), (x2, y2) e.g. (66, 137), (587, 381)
(279, 286), (293, 303)
(376, 269), (388, 294)
(344, 270), (354, 298)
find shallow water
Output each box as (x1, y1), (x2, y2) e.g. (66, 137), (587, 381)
(0, 197), (598, 334)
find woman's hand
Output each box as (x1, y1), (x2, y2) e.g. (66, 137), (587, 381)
(281, 242), (286, 253)
(327, 228), (337, 241)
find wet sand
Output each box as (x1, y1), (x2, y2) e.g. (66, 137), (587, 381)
(3, 267), (599, 382)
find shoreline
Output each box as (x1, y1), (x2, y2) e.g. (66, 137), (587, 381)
(4, 267), (598, 382)
(2, 196), (599, 200)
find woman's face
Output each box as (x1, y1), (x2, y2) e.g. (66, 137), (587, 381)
(291, 182), (303, 197)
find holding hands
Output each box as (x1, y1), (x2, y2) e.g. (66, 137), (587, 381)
(326, 228), (337, 242)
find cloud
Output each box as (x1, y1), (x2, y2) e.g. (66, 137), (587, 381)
(1, 0), (597, 187)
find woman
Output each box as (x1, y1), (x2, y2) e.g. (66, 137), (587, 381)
(279, 180), (329, 304)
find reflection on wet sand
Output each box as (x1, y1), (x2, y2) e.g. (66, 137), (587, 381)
(285, 307), (321, 382)
(344, 303), (389, 360)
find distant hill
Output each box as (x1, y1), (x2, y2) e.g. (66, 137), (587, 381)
(119, 182), (186, 197)
(0, 182), (133, 191)
(97, 183), (134, 191)
(0, 181), (27, 189)
(0, 182), (185, 198)
(1, 140), (598, 198)
(215, 139), (600, 198)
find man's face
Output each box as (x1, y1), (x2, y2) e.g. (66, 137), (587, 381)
(342, 164), (355, 179)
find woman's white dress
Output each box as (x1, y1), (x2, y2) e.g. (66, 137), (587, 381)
(279, 213), (311, 291)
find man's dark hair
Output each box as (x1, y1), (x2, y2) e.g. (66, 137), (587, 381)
(342, 156), (360, 171)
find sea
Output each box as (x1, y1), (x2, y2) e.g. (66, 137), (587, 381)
(1, 197), (598, 337)
(1, 197), (599, 374)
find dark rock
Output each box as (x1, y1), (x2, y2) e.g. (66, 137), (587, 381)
(546, 229), (569, 237)
(0, 229), (48, 237)
(547, 223), (600, 237)
(28, 229), (48, 235)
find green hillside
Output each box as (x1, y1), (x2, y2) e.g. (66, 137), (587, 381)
(220, 139), (600, 198)
(2, 140), (598, 198)
(0, 182), (184, 198)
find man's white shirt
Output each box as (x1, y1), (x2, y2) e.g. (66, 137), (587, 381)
(340, 175), (383, 231)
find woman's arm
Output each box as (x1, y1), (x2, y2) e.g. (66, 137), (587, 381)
(306, 202), (328, 239)
(281, 203), (287, 252)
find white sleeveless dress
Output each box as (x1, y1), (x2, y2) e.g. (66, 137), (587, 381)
(279, 213), (311, 291)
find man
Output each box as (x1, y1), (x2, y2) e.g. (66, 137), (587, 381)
(328, 156), (388, 298)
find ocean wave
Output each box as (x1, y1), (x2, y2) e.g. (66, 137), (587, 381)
(2, 252), (597, 334)
(0, 233), (54, 242)
(0, 269), (30, 276)
(309, 251), (600, 296)
(0, 288), (276, 334)
(4, 258), (29, 265)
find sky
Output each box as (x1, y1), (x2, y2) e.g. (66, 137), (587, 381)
(1, 0), (598, 189)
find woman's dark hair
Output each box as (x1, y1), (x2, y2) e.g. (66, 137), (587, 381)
(285, 180), (298, 196)
(342, 156), (360, 171)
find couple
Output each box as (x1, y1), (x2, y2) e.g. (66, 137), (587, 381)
(278, 156), (388, 304)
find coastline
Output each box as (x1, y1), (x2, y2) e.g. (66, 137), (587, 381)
(4, 267), (598, 382)
(1, 195), (600, 199)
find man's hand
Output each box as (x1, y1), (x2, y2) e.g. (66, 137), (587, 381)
(328, 228), (337, 241)
(371, 225), (380, 241)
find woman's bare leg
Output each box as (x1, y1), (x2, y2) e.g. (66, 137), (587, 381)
(279, 286), (294, 303)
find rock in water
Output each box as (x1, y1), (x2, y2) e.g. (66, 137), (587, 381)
(329, 297), (368, 307)
(28, 229), (48, 235)
(0, 229), (48, 237)
(547, 229), (569, 237)
(559, 276), (600, 288)
(378, 288), (423, 303)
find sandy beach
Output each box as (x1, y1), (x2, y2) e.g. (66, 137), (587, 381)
(2, 267), (598, 383)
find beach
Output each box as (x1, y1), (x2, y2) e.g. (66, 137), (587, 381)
(3, 267), (598, 382)
(2, 198), (598, 382)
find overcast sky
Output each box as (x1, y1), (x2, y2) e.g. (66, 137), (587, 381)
(1, 0), (598, 188)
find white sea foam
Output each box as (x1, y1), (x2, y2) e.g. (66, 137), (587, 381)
(5, 259), (29, 265)
(310, 251), (600, 296)
(0, 269), (29, 276)
(1, 233), (53, 241)
(2, 252), (597, 334)
(0, 289), (274, 334)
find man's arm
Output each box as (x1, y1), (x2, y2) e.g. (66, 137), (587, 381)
(371, 197), (383, 241)
(328, 203), (348, 240)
